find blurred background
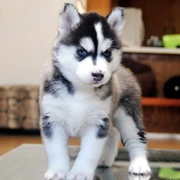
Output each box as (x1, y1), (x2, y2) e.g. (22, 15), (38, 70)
(0, 0), (180, 155)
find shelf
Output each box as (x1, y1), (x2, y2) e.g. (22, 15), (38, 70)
(142, 97), (180, 107)
(122, 47), (180, 55)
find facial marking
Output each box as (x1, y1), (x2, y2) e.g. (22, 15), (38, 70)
(94, 23), (112, 55)
(94, 23), (104, 51)
(101, 39), (112, 52)
(80, 37), (94, 52)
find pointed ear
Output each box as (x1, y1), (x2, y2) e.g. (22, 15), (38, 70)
(58, 3), (81, 36)
(107, 7), (125, 35)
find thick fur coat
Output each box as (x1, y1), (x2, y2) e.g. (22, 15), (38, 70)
(39, 4), (151, 180)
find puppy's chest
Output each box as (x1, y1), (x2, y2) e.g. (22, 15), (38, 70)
(57, 92), (111, 136)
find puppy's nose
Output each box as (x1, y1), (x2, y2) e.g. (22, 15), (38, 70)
(92, 72), (104, 81)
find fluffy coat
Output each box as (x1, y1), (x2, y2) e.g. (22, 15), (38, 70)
(39, 4), (151, 180)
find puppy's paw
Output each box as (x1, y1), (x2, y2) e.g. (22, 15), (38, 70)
(44, 169), (67, 180)
(128, 174), (151, 180)
(128, 157), (151, 176)
(67, 171), (94, 180)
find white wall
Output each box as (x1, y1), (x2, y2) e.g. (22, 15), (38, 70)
(0, 0), (83, 85)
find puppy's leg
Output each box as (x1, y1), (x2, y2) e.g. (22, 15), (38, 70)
(67, 120), (109, 180)
(99, 127), (120, 168)
(114, 108), (151, 175)
(40, 114), (70, 180)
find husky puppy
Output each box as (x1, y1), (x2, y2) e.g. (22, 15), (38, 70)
(40, 3), (151, 180)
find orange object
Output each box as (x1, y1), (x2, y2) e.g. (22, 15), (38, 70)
(142, 97), (180, 107)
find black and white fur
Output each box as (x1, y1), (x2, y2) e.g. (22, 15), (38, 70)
(40, 4), (151, 180)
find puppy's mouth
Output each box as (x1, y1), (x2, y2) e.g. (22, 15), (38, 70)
(93, 79), (101, 84)
(92, 77), (104, 85)
(92, 79), (108, 87)
(92, 82), (101, 87)
(92, 83), (102, 87)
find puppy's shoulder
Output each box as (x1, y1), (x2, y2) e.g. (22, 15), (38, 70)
(111, 65), (141, 108)
(115, 65), (141, 93)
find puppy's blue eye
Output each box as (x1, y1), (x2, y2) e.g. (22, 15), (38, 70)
(77, 48), (88, 60)
(102, 49), (112, 59)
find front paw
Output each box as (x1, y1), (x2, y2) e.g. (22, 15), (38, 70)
(128, 174), (151, 180)
(44, 169), (67, 180)
(128, 157), (151, 176)
(67, 171), (94, 180)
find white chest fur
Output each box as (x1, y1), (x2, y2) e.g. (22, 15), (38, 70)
(42, 90), (112, 137)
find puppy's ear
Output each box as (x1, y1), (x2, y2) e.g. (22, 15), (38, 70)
(58, 3), (81, 36)
(107, 7), (125, 35)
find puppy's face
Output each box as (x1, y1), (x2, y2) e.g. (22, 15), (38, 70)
(55, 4), (124, 87)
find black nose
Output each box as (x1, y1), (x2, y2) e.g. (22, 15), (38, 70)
(92, 72), (104, 81)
